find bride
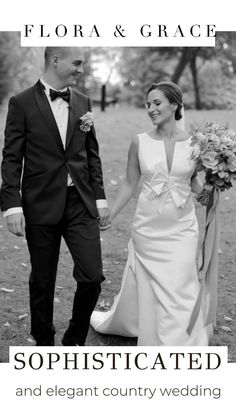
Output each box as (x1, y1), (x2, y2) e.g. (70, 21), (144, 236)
(91, 81), (213, 346)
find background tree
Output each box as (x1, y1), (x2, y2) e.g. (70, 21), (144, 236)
(116, 33), (236, 109)
(1, 32), (236, 110)
(0, 32), (44, 105)
(0, 33), (90, 106)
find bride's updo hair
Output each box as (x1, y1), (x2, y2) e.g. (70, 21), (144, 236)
(146, 81), (183, 121)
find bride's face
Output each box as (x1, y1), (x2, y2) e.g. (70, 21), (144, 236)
(146, 89), (176, 126)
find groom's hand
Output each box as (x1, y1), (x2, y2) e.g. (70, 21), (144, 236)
(98, 207), (111, 230)
(6, 213), (25, 236)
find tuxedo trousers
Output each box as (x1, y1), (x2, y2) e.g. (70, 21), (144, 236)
(25, 186), (104, 345)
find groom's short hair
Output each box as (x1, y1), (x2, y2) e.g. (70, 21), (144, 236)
(44, 47), (69, 67)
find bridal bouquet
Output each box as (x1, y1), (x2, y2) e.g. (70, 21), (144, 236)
(190, 122), (236, 206)
(189, 123), (236, 329)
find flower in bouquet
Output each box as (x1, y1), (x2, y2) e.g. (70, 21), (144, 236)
(190, 122), (236, 206)
(79, 111), (94, 132)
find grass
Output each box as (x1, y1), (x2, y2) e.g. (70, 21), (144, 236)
(0, 104), (235, 361)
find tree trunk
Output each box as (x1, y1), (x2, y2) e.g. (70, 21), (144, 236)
(172, 47), (202, 109)
(190, 52), (202, 109)
(101, 84), (106, 112)
(171, 48), (194, 83)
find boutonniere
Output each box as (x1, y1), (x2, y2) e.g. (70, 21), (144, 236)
(79, 111), (94, 132)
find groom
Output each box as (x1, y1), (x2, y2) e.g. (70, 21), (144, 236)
(0, 47), (110, 346)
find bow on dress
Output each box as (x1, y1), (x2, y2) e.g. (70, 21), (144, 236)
(147, 171), (191, 214)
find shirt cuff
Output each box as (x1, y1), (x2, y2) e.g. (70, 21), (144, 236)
(96, 199), (108, 209)
(3, 207), (23, 218)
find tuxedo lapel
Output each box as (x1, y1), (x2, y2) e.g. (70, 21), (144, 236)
(65, 89), (84, 149)
(33, 81), (65, 153)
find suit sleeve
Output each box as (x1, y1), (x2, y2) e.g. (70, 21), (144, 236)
(0, 97), (26, 211)
(85, 98), (106, 200)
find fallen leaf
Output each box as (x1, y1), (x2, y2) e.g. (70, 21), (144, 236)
(18, 313), (28, 320)
(4, 322), (10, 327)
(21, 263), (28, 268)
(54, 298), (60, 303)
(224, 316), (233, 322)
(106, 280), (112, 285)
(14, 246), (20, 250)
(220, 325), (232, 332)
(1, 288), (14, 293)
(110, 179), (118, 185)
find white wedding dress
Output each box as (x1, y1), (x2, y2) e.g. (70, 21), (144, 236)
(91, 133), (211, 345)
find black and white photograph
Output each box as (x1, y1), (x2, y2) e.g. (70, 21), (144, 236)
(0, 0), (235, 416)
(0, 32), (236, 358)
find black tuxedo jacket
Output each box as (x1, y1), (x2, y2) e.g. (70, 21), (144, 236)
(0, 81), (106, 224)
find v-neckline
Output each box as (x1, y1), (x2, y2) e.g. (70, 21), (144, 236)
(162, 140), (176, 175)
(144, 133), (191, 176)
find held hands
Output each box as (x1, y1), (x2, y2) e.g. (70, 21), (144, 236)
(6, 213), (25, 236)
(98, 207), (111, 231)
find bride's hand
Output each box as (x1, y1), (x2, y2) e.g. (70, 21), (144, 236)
(99, 217), (111, 231)
(98, 207), (111, 231)
(99, 223), (111, 231)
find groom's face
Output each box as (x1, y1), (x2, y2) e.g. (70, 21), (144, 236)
(55, 48), (85, 88)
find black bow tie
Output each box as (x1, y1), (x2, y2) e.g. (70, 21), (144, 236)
(49, 88), (70, 103)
